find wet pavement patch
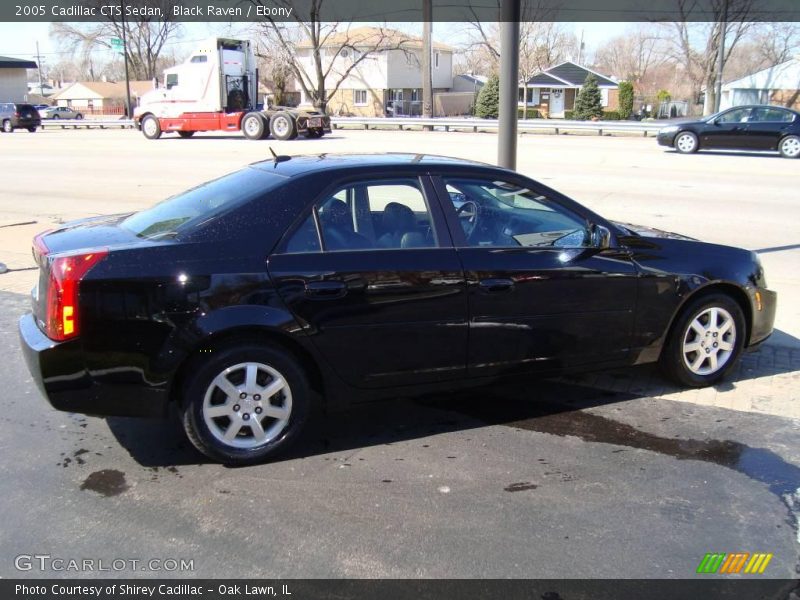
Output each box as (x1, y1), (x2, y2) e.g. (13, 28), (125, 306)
(504, 482), (538, 493)
(80, 469), (129, 497)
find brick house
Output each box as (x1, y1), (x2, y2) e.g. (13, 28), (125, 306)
(520, 61), (619, 118)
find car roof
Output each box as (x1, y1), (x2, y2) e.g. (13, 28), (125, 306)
(247, 152), (502, 178)
(723, 104), (799, 114)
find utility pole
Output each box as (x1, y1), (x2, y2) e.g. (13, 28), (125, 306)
(120, 0), (133, 117)
(422, 0), (433, 129)
(35, 41), (44, 96)
(714, 0), (729, 113)
(497, 0), (520, 169)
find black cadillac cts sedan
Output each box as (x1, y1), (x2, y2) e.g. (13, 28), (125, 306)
(19, 154), (776, 464)
(657, 104), (800, 157)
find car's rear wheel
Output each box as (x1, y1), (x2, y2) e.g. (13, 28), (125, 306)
(75, 113), (83, 120)
(660, 293), (745, 387)
(674, 131), (698, 154)
(177, 130), (195, 138)
(181, 343), (314, 465)
(2, 120), (13, 133)
(269, 112), (295, 141)
(779, 135), (800, 158)
(141, 115), (162, 139)
(27, 127), (36, 133)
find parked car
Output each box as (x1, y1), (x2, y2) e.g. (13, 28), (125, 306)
(19, 154), (776, 464)
(0, 102), (41, 132)
(33, 104), (49, 111)
(40, 106), (84, 120)
(657, 104), (800, 158)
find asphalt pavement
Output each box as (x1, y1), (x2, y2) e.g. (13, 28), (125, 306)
(1, 289), (798, 578)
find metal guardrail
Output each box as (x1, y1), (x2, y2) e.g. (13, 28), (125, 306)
(38, 116), (667, 136)
(331, 116), (667, 136)
(40, 119), (136, 129)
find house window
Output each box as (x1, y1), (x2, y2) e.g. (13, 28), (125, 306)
(434, 51), (440, 68)
(393, 89), (403, 101)
(411, 89), (419, 102)
(354, 90), (368, 106)
(601, 88), (609, 107)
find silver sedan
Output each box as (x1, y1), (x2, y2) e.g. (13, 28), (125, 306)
(39, 106), (84, 120)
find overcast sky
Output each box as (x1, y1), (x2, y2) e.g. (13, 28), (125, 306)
(0, 21), (630, 71)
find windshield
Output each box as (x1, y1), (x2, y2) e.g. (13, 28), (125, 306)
(121, 167), (284, 239)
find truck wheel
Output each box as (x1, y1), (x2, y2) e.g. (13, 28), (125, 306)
(305, 128), (323, 139)
(241, 112), (266, 140)
(141, 115), (162, 140)
(269, 112), (296, 141)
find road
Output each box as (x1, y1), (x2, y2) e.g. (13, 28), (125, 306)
(0, 128), (798, 578)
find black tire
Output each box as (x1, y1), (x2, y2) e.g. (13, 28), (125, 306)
(51, 114), (59, 120)
(27, 127), (37, 133)
(2, 120), (13, 133)
(778, 135), (800, 159)
(673, 131), (699, 154)
(177, 131), (195, 138)
(181, 342), (314, 465)
(305, 128), (323, 139)
(241, 112), (266, 140)
(141, 114), (162, 140)
(75, 113), (84, 120)
(660, 293), (746, 388)
(269, 111), (296, 141)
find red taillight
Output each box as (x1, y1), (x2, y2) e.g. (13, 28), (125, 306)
(43, 249), (108, 341)
(14, 112), (20, 117)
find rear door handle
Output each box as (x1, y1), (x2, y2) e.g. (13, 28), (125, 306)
(478, 278), (514, 292)
(305, 280), (347, 298)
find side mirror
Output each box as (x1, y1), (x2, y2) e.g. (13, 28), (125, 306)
(590, 224), (612, 249)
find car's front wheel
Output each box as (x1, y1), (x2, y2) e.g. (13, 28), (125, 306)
(660, 293), (745, 387)
(674, 131), (699, 154)
(779, 135), (800, 159)
(2, 120), (13, 133)
(27, 127), (37, 133)
(181, 342), (314, 465)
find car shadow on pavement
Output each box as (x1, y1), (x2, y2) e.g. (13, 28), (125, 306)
(664, 149), (784, 159)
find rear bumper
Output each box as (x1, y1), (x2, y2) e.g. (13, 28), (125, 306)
(748, 287), (777, 347)
(19, 313), (168, 418)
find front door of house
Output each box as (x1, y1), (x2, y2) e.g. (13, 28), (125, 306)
(549, 88), (565, 117)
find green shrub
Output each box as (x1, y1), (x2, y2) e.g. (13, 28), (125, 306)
(573, 74), (604, 120)
(618, 81), (634, 119)
(564, 110), (574, 120)
(518, 109), (541, 119)
(475, 73), (499, 118)
(601, 110), (620, 120)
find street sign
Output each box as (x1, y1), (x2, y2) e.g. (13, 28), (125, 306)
(110, 38), (123, 54)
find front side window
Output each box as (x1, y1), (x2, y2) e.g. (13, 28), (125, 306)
(443, 177), (590, 248)
(716, 108), (751, 123)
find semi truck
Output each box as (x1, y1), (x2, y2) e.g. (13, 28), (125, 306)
(133, 37), (331, 141)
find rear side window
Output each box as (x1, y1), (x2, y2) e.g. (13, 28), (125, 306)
(751, 107), (794, 123)
(121, 168), (283, 239)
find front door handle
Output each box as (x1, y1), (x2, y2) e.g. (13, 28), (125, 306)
(478, 278), (514, 292)
(305, 280), (347, 298)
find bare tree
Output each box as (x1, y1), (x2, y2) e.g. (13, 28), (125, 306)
(50, 0), (181, 81)
(253, 0), (416, 113)
(663, 0), (753, 115)
(593, 26), (667, 85)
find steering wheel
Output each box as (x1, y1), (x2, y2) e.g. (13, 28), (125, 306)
(455, 200), (480, 239)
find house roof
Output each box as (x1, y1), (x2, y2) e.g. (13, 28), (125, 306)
(525, 61), (617, 87)
(296, 26), (454, 52)
(721, 57), (800, 91)
(454, 74), (487, 85)
(52, 80), (154, 100)
(0, 56), (37, 69)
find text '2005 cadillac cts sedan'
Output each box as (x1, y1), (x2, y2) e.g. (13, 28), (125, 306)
(19, 154), (776, 464)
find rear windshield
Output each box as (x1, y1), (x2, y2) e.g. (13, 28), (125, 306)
(121, 167), (285, 239)
(16, 104), (36, 112)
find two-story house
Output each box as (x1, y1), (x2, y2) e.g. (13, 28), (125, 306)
(295, 27), (454, 117)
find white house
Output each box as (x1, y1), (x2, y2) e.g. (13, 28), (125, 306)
(295, 27), (454, 117)
(713, 56), (800, 113)
(0, 56), (37, 102)
(51, 80), (155, 114)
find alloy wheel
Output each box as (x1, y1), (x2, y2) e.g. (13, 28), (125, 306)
(681, 307), (736, 376)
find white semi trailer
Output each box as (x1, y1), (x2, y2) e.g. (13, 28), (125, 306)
(133, 37), (330, 140)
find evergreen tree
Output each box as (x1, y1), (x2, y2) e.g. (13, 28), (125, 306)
(474, 73), (500, 118)
(618, 81), (634, 120)
(573, 73), (603, 120)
